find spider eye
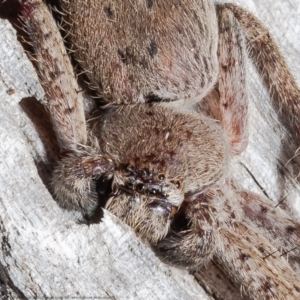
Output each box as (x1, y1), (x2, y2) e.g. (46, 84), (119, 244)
(161, 191), (168, 198)
(149, 188), (158, 196)
(137, 183), (145, 192)
(158, 174), (165, 180)
(171, 180), (181, 189)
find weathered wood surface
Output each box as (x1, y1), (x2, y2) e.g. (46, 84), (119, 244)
(0, 0), (300, 299)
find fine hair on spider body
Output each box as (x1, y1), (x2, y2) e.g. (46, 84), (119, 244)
(20, 0), (300, 299)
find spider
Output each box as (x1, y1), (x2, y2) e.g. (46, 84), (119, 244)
(20, 0), (300, 299)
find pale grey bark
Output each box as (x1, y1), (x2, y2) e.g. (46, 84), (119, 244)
(0, 0), (300, 299)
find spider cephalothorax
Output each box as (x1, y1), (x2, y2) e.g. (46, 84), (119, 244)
(53, 104), (230, 242)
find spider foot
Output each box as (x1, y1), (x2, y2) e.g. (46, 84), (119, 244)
(51, 152), (115, 216)
(153, 199), (216, 269)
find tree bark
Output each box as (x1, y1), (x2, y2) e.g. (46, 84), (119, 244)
(0, 0), (300, 299)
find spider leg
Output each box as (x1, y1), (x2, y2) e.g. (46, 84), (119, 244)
(21, 1), (113, 215)
(156, 182), (300, 298)
(236, 189), (300, 258)
(21, 0), (87, 149)
(215, 220), (300, 300)
(216, 4), (249, 155)
(219, 3), (300, 140)
(212, 183), (300, 299)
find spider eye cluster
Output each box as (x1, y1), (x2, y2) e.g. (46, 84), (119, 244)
(125, 181), (168, 199)
(122, 166), (182, 198)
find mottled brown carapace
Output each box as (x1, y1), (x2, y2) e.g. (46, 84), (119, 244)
(21, 1), (300, 299)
